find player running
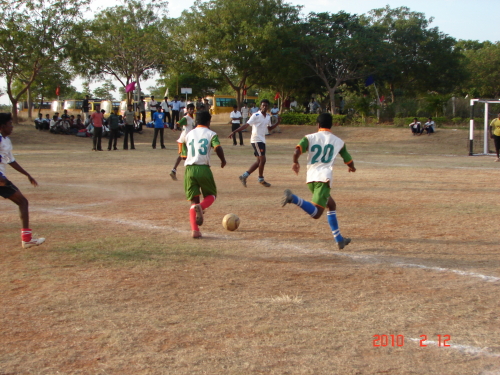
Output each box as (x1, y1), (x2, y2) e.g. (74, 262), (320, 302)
(0, 113), (45, 249)
(180, 111), (226, 239)
(281, 113), (355, 250)
(228, 99), (280, 188)
(170, 103), (196, 181)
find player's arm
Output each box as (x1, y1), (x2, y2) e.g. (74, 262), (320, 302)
(339, 145), (356, 173)
(268, 115), (281, 131)
(8, 161), (38, 186)
(211, 135), (226, 168)
(228, 123), (250, 138)
(293, 137), (308, 175)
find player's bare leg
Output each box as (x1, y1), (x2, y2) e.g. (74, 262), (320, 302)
(8, 190), (45, 249)
(170, 156), (182, 181)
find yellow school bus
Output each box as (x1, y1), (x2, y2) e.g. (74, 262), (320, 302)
(206, 95), (258, 115)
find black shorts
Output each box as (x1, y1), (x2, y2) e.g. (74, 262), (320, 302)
(0, 178), (19, 199)
(251, 142), (266, 157)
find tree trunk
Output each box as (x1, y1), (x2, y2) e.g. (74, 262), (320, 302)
(11, 99), (19, 124)
(27, 87), (33, 119)
(390, 83), (395, 103)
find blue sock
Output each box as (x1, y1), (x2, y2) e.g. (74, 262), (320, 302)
(327, 211), (344, 243)
(242, 171), (250, 178)
(291, 194), (318, 217)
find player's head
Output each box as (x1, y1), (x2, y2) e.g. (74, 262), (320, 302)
(0, 113), (13, 136)
(316, 113), (333, 129)
(414, 117), (418, 121)
(197, 111), (212, 127)
(428, 117), (432, 120)
(127, 104), (133, 110)
(260, 99), (270, 113)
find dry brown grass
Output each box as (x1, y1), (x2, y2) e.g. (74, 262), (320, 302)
(1, 121), (500, 374)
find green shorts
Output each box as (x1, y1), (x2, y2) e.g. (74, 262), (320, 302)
(308, 181), (331, 208)
(184, 165), (217, 201)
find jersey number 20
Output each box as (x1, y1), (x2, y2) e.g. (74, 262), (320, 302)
(310, 144), (334, 164)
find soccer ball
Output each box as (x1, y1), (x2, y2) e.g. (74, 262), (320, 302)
(222, 213), (240, 231)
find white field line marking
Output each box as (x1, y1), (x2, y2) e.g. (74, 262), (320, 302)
(357, 160), (499, 170)
(25, 207), (500, 285)
(408, 338), (500, 358)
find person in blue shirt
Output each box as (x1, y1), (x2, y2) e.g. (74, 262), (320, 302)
(152, 106), (166, 149)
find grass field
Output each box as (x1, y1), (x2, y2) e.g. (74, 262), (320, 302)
(1, 121), (500, 375)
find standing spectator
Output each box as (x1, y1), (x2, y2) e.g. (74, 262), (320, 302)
(161, 96), (171, 128)
(123, 104), (136, 150)
(0, 113), (45, 249)
(229, 105), (243, 146)
(290, 97), (298, 109)
(241, 103), (249, 126)
(138, 96), (146, 125)
(149, 95), (158, 121)
(152, 108), (166, 149)
(171, 96), (181, 126)
(228, 99), (281, 188)
(107, 108), (120, 151)
(195, 97), (203, 111)
(203, 98), (211, 112)
(90, 107), (104, 151)
(82, 95), (90, 123)
(424, 117), (435, 135)
(34, 113), (44, 130)
(270, 103), (281, 133)
(489, 112), (500, 162)
(408, 118), (421, 136)
(249, 103), (259, 115)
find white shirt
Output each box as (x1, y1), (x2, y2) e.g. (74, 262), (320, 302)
(241, 107), (249, 118)
(0, 135), (15, 177)
(148, 100), (158, 110)
(301, 130), (345, 188)
(290, 101), (298, 108)
(425, 121), (435, 128)
(176, 114), (196, 143)
(171, 100), (181, 111)
(271, 108), (279, 116)
(160, 100), (170, 112)
(230, 111), (242, 123)
(247, 111), (272, 144)
(180, 126), (220, 166)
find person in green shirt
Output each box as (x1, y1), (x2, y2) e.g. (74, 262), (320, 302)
(489, 112), (500, 161)
(107, 108), (121, 151)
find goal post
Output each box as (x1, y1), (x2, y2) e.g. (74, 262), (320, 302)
(469, 99), (500, 156)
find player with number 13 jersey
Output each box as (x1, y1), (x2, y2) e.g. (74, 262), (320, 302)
(282, 113), (355, 250)
(179, 111), (226, 239)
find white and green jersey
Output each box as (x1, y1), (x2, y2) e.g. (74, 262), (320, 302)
(176, 114), (196, 143)
(180, 125), (220, 166)
(297, 129), (351, 188)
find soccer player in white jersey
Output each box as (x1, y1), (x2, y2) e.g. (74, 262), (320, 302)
(281, 113), (356, 250)
(0, 113), (45, 248)
(170, 104), (196, 181)
(228, 99), (280, 187)
(179, 111), (226, 239)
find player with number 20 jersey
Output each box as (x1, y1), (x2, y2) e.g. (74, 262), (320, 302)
(281, 113), (356, 250)
(179, 111), (226, 239)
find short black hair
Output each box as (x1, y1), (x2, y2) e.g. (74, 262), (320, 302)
(0, 113), (12, 126)
(316, 113), (333, 129)
(186, 103), (195, 109)
(197, 111), (212, 126)
(260, 99), (270, 105)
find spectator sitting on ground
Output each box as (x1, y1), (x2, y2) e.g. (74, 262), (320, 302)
(49, 115), (64, 134)
(409, 118), (421, 135)
(61, 109), (70, 121)
(424, 117), (435, 135)
(42, 114), (51, 130)
(74, 114), (85, 130)
(34, 113), (44, 130)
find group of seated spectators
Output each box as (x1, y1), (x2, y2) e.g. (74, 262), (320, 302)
(409, 117), (436, 136)
(34, 110), (87, 135)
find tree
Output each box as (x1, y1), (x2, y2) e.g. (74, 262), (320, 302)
(71, 0), (171, 105)
(177, 0), (302, 107)
(300, 12), (386, 114)
(368, 6), (465, 101)
(460, 42), (500, 98)
(93, 80), (117, 100)
(0, 0), (89, 123)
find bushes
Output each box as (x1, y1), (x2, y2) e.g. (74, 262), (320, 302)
(280, 112), (347, 125)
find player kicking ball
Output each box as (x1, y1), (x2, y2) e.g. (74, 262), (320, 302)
(282, 113), (355, 250)
(179, 111), (226, 239)
(0, 113), (45, 249)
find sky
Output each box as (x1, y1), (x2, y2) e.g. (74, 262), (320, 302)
(2, 0), (499, 105)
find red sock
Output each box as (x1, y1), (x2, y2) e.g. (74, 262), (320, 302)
(200, 195), (216, 210)
(21, 229), (32, 242)
(190, 205), (199, 231)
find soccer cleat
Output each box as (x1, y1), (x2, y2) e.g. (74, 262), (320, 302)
(281, 189), (293, 207)
(259, 180), (271, 187)
(239, 174), (248, 187)
(337, 238), (351, 250)
(170, 170), (178, 181)
(194, 204), (204, 226)
(22, 237), (45, 249)
(192, 230), (202, 239)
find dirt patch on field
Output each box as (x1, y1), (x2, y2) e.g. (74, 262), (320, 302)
(1, 122), (500, 374)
